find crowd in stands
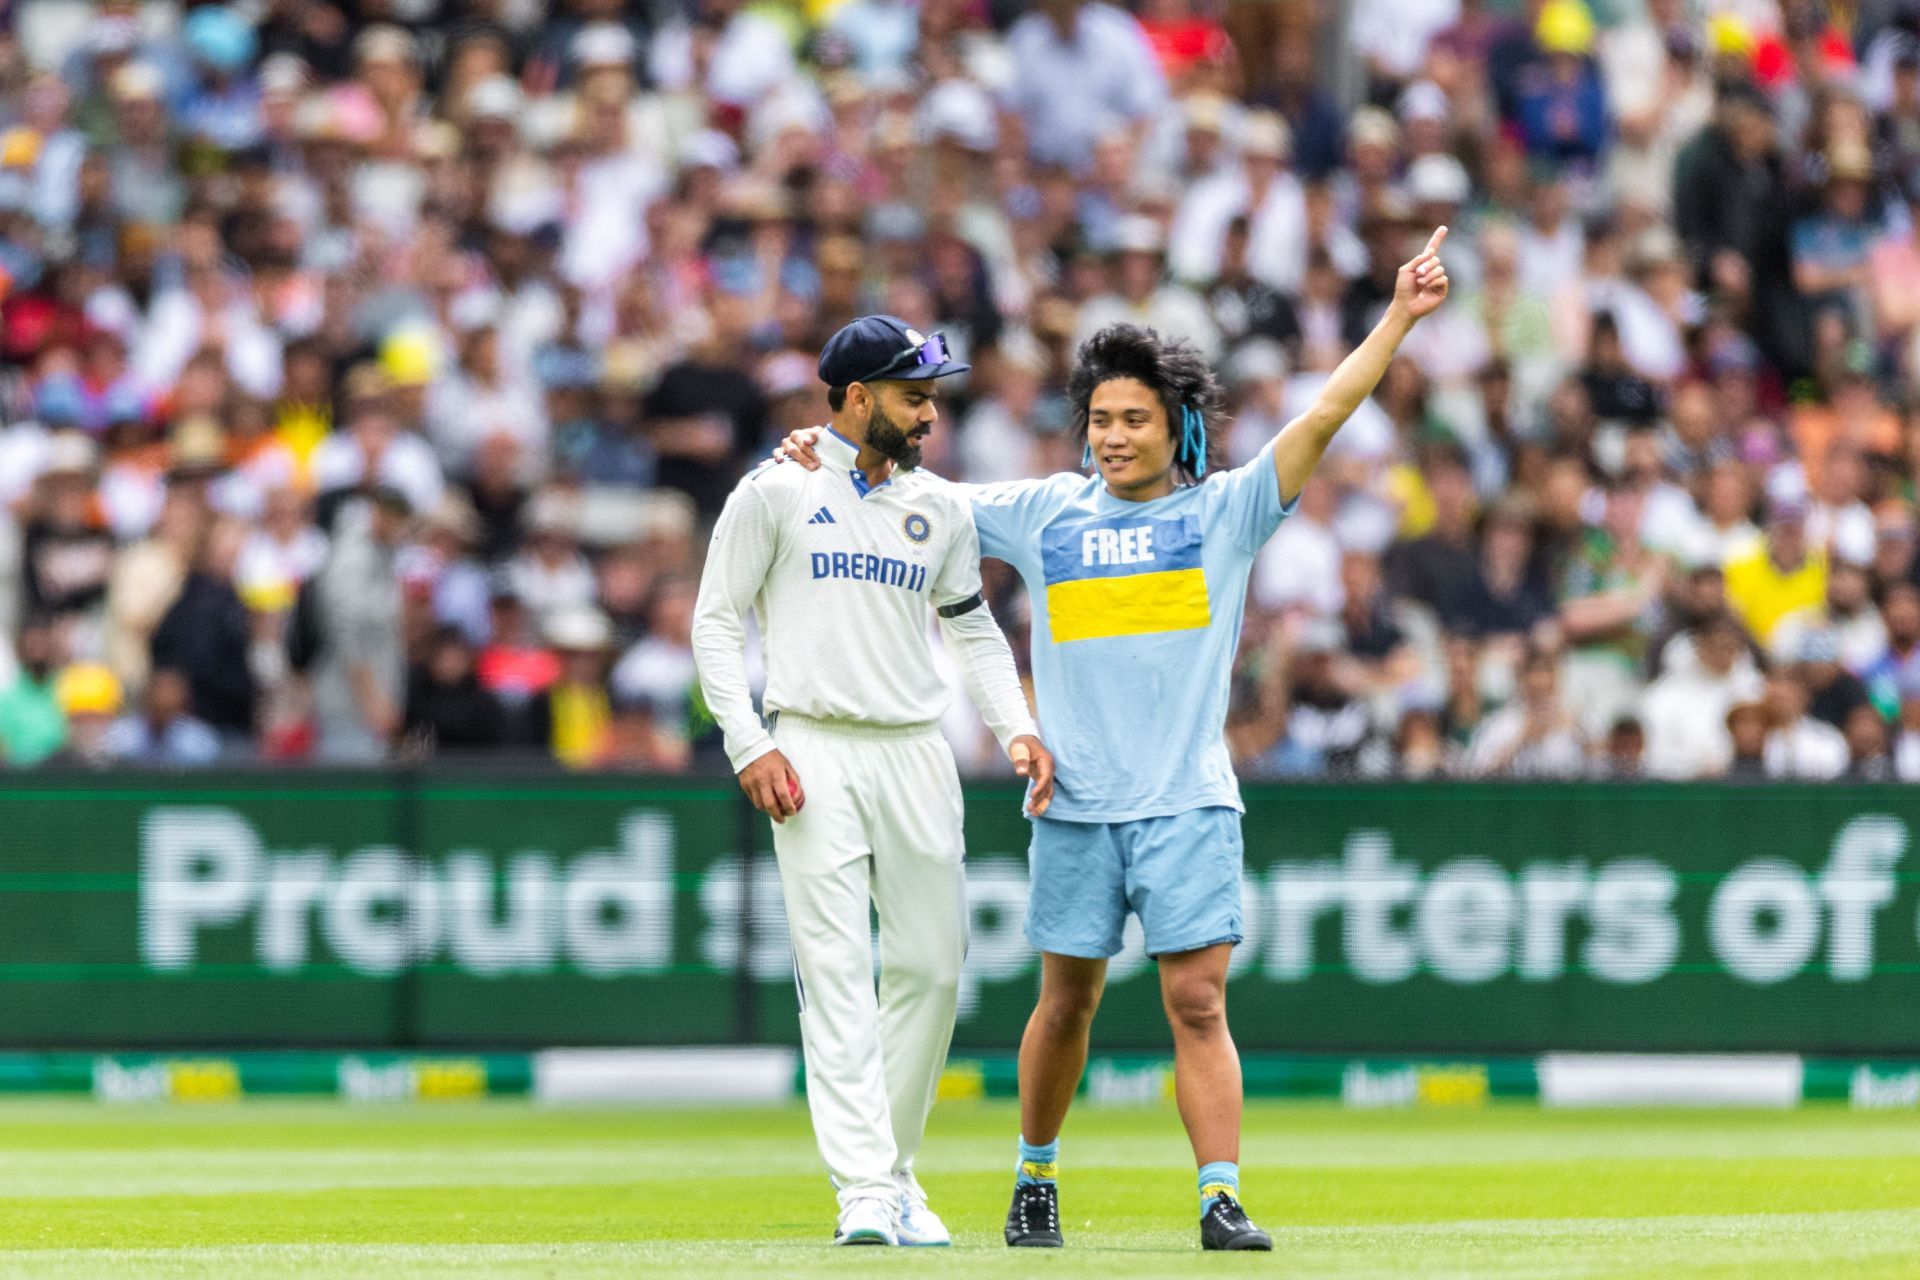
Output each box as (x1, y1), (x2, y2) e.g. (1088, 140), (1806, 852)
(1, 0), (1919, 780)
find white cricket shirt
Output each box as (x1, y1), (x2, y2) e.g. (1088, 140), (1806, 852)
(692, 426), (1038, 771)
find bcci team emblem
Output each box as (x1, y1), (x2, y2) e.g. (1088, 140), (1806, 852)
(903, 512), (931, 544)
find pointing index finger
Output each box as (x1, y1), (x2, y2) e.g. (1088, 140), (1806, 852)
(1425, 225), (1449, 255)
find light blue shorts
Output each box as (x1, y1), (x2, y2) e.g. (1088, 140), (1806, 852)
(1025, 807), (1244, 960)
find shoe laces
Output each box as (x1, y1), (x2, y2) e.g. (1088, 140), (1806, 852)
(897, 1175), (929, 1214)
(1207, 1192), (1251, 1230)
(1018, 1183), (1058, 1231)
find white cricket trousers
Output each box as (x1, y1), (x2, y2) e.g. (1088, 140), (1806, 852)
(769, 711), (968, 1210)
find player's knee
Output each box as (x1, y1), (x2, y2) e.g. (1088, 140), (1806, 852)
(1036, 981), (1101, 1033)
(890, 946), (963, 999)
(1162, 977), (1226, 1037)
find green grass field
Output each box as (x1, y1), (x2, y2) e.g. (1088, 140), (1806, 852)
(1, 1099), (1918, 1278)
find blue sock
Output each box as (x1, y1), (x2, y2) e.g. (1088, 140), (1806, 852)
(1016, 1136), (1059, 1186)
(1198, 1161), (1239, 1215)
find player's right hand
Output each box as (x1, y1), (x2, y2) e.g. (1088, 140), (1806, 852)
(740, 749), (805, 823)
(1010, 734), (1055, 817)
(773, 426), (825, 470)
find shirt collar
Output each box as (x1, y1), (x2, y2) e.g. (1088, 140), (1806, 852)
(817, 425), (860, 470)
(817, 425), (895, 497)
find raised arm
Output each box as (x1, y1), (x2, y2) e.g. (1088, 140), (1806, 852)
(1270, 226), (1450, 505)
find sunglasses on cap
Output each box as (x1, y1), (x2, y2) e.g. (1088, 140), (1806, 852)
(855, 331), (955, 384)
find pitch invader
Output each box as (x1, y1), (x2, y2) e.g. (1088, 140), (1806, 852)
(692, 315), (1057, 1247)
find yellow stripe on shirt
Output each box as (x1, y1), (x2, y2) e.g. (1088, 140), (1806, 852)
(1045, 567), (1211, 643)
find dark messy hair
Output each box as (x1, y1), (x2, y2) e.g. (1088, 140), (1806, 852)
(1068, 324), (1227, 481)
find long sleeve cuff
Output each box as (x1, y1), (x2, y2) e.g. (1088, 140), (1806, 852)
(725, 727), (778, 773)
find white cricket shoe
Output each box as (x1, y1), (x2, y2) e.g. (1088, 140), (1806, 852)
(832, 1195), (899, 1246)
(895, 1171), (952, 1247)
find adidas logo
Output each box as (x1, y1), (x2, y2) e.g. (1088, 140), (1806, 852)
(806, 507), (836, 525)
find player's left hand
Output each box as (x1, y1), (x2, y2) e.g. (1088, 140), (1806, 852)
(1395, 226), (1449, 320)
(774, 426), (825, 470)
(1010, 734), (1055, 817)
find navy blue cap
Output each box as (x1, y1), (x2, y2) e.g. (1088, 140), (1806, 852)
(817, 314), (970, 387)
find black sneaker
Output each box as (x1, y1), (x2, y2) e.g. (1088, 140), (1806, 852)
(1200, 1192), (1273, 1251)
(1004, 1181), (1063, 1247)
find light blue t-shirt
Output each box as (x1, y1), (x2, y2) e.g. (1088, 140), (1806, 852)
(969, 438), (1295, 823)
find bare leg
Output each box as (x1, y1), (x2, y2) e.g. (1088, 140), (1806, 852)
(1016, 952), (1108, 1145)
(1158, 943), (1240, 1165)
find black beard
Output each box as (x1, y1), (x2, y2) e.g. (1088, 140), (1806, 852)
(866, 401), (923, 470)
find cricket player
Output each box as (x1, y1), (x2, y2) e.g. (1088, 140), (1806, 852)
(691, 315), (1057, 1248)
(779, 231), (1450, 1250)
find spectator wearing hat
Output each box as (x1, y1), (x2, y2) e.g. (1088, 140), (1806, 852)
(1726, 483), (1829, 651)
(1792, 141), (1879, 322)
(1142, 91), (1231, 194)
(1250, 28), (1347, 181)
(1169, 111), (1304, 291)
(21, 433), (114, 630)
(103, 60), (186, 226)
(1514, 0), (1609, 173)
(1638, 612), (1765, 778)
(47, 662), (123, 767)
(179, 7), (262, 156)
(1075, 215), (1221, 364)
(528, 604), (615, 768)
(0, 618), (70, 766)
(102, 666), (220, 766)
(507, 490), (597, 625)
(312, 365), (445, 527)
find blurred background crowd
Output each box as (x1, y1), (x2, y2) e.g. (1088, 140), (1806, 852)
(1, 0), (1919, 779)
